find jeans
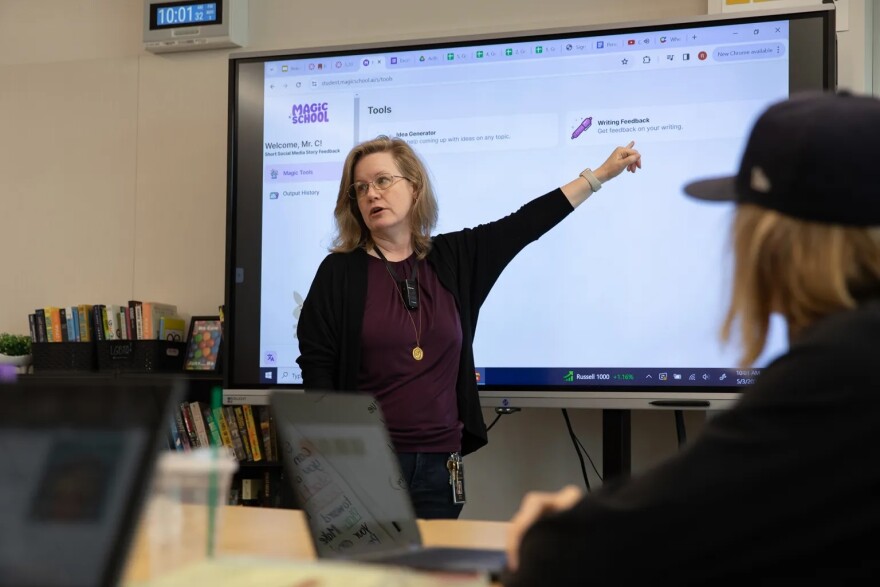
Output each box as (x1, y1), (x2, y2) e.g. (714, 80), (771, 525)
(396, 452), (464, 520)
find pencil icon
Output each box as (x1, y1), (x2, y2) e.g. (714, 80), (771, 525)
(571, 116), (593, 139)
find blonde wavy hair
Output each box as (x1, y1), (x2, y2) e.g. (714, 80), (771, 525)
(723, 204), (880, 366)
(331, 136), (438, 259)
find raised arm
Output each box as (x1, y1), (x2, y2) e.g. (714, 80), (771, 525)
(561, 141), (642, 209)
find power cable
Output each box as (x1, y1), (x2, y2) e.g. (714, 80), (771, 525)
(562, 409), (591, 491)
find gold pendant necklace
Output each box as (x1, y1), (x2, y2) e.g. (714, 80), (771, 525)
(400, 277), (423, 361)
(375, 246), (423, 361)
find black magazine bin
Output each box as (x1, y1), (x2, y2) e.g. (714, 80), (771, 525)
(31, 341), (98, 372)
(96, 340), (186, 373)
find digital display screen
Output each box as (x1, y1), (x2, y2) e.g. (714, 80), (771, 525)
(226, 10), (834, 395)
(150, 1), (220, 29)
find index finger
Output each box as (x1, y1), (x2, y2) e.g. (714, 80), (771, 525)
(506, 493), (555, 571)
(626, 140), (635, 149)
(506, 487), (584, 571)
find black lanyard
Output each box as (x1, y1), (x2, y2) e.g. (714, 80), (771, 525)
(374, 247), (420, 311)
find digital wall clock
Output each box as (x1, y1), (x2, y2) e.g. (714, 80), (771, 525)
(143, 0), (247, 53)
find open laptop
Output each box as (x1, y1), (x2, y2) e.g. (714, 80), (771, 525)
(270, 390), (508, 578)
(0, 376), (183, 587)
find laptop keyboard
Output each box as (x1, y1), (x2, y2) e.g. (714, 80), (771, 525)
(371, 546), (507, 575)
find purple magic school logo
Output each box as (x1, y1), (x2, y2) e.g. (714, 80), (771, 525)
(290, 102), (330, 124)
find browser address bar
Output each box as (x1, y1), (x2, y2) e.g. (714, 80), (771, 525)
(320, 75), (395, 88)
(309, 44), (783, 91)
(316, 53), (630, 89)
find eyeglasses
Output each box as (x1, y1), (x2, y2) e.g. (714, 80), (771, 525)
(348, 173), (410, 199)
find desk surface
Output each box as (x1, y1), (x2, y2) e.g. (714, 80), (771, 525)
(124, 505), (509, 584)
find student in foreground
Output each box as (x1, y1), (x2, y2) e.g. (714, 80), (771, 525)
(504, 91), (880, 585)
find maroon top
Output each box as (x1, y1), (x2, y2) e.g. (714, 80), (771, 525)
(358, 254), (463, 452)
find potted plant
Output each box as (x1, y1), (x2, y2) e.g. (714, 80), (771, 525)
(0, 333), (32, 370)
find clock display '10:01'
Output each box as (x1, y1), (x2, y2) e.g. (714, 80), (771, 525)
(155, 2), (218, 27)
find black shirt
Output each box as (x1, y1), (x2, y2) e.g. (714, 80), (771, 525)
(359, 254), (463, 452)
(507, 299), (880, 585)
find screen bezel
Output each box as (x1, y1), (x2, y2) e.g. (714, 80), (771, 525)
(224, 5), (836, 403)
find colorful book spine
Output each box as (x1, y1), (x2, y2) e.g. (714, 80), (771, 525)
(105, 305), (123, 340)
(202, 406), (223, 449)
(242, 404), (262, 461)
(233, 406), (253, 461)
(70, 306), (82, 342)
(180, 402), (200, 448)
(173, 407), (191, 451)
(189, 401), (211, 447)
(223, 406), (246, 461)
(45, 307), (61, 342)
(119, 307), (129, 340)
(134, 302), (144, 339)
(33, 309), (47, 343)
(169, 416), (184, 451)
(258, 406), (274, 461)
(58, 308), (69, 342)
(213, 406), (234, 451)
(66, 307), (75, 342)
(77, 305), (92, 342)
(42, 307), (53, 342)
(91, 305), (105, 341)
(127, 301), (140, 340)
(100, 306), (112, 340)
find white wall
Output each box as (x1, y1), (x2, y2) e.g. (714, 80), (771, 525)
(870, 0), (878, 95)
(0, 0), (871, 520)
(837, 0), (871, 92)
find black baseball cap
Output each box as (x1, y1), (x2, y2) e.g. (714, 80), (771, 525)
(684, 92), (880, 226)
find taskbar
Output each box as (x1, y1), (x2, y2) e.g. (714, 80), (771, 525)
(259, 367), (301, 384)
(256, 366), (761, 388)
(475, 367), (760, 387)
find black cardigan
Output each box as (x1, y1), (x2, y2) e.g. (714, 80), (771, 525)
(296, 188), (574, 455)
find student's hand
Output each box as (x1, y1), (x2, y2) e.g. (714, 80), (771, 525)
(595, 140), (642, 182)
(505, 485), (584, 572)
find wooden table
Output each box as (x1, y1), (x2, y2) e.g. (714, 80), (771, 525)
(124, 505), (509, 584)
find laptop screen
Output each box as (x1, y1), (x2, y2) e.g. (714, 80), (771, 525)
(0, 378), (180, 587)
(272, 391), (422, 558)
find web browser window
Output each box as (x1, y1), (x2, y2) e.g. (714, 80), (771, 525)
(253, 19), (797, 388)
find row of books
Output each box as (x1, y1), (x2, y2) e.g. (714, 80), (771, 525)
(28, 301), (183, 343)
(170, 401), (279, 463)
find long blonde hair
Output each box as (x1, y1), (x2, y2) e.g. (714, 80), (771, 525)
(723, 204), (880, 366)
(331, 136), (438, 259)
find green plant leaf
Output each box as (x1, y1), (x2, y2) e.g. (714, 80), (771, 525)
(0, 333), (32, 356)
